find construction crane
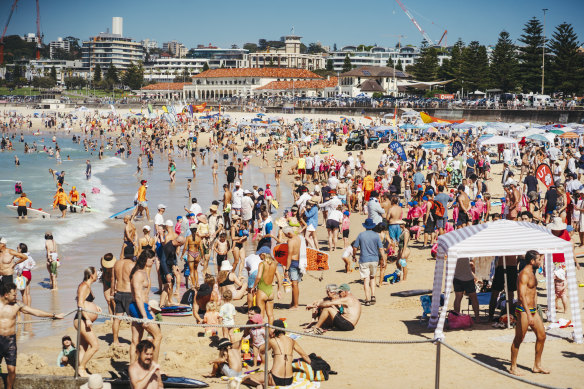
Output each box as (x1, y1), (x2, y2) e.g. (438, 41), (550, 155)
(0, 0), (42, 65)
(394, 0), (448, 47)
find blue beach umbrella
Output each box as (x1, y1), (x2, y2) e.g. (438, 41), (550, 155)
(526, 134), (550, 143)
(421, 141), (447, 149)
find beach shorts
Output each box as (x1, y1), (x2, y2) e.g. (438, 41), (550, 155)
(50, 261), (58, 275)
(457, 211), (469, 226)
(359, 262), (377, 279)
(0, 334), (17, 366)
(139, 201), (148, 208)
(436, 216), (448, 229)
(114, 291), (133, 315)
(298, 168), (305, 175)
(342, 229), (349, 238)
(221, 364), (243, 378)
(289, 266), (302, 282)
(326, 220), (340, 230)
(453, 278), (475, 294)
(247, 271), (257, 289)
(58, 204), (67, 212)
(333, 313), (355, 331)
(21, 270), (32, 282)
(17, 206), (27, 216)
(216, 254), (227, 270)
(492, 266), (518, 292)
(306, 168), (314, 175)
(128, 302), (154, 320)
(388, 224), (401, 242)
(307, 224), (316, 232)
(424, 219), (436, 234)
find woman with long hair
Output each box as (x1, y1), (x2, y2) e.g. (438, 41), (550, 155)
(74, 266), (101, 377)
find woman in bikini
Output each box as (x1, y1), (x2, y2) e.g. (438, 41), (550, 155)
(230, 217), (247, 276)
(181, 229), (204, 288)
(242, 319), (311, 388)
(217, 261), (247, 300)
(274, 157), (282, 185)
(74, 267), (101, 377)
(252, 249), (283, 325)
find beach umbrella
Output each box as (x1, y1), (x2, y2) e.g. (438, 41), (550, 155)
(425, 127), (438, 134)
(482, 127), (500, 135)
(559, 132), (579, 139)
(421, 141), (447, 149)
(526, 134), (550, 143)
(548, 129), (564, 135)
(364, 116), (373, 121)
(256, 113), (266, 117)
(294, 118), (303, 122)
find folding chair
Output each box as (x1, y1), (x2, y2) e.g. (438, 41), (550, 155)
(464, 292), (491, 316)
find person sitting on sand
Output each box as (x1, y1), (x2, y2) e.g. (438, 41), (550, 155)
(304, 284), (339, 329)
(129, 339), (163, 389)
(305, 284), (361, 334)
(207, 337), (243, 379)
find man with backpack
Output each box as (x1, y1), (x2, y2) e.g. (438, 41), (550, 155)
(434, 185), (451, 236)
(423, 190), (445, 248)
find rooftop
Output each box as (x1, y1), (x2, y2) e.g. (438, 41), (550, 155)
(341, 65), (410, 78)
(256, 77), (338, 91)
(141, 82), (190, 91)
(193, 68), (322, 79)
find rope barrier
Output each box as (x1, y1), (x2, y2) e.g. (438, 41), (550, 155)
(438, 340), (569, 389)
(16, 309), (77, 325)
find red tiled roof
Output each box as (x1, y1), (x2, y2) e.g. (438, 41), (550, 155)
(256, 77), (338, 91)
(141, 82), (189, 91)
(193, 68), (322, 79)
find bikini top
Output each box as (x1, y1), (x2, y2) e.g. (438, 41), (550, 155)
(219, 275), (235, 287)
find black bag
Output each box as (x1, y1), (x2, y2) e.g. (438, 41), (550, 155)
(180, 289), (195, 306)
(309, 353), (331, 380)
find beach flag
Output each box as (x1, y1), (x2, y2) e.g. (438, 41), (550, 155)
(452, 141), (464, 157)
(162, 106), (169, 114)
(389, 141), (407, 161)
(393, 106), (398, 127)
(188, 105), (194, 116)
(147, 104), (153, 114)
(536, 163), (553, 188)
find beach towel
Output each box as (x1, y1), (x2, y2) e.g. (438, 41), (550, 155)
(292, 361), (326, 382)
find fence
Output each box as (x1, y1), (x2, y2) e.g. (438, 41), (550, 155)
(41, 307), (567, 389)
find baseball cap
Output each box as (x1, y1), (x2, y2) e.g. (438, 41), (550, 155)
(256, 246), (272, 256)
(337, 283), (350, 292)
(142, 225), (151, 231)
(158, 204), (166, 210)
(141, 180), (147, 184)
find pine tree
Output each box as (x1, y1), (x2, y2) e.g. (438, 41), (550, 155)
(342, 54), (352, 73)
(326, 59), (334, 71)
(395, 59), (403, 71)
(50, 66), (57, 81)
(105, 64), (119, 83)
(548, 22), (582, 95)
(460, 41), (488, 92)
(489, 31), (519, 92)
(202, 62), (210, 72)
(411, 42), (439, 81)
(518, 17), (544, 93)
(93, 64), (101, 83)
(123, 62), (144, 90)
(443, 39), (464, 93)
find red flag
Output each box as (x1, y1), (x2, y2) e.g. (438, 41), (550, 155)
(536, 163), (553, 188)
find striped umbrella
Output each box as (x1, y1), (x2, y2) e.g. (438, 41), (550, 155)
(559, 132), (579, 139)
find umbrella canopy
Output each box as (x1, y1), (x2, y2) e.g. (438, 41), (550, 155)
(526, 134), (550, 143)
(256, 113), (266, 117)
(559, 132), (579, 139)
(548, 129), (564, 135)
(421, 141), (447, 149)
(477, 135), (518, 146)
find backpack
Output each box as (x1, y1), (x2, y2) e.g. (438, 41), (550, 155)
(431, 200), (446, 218)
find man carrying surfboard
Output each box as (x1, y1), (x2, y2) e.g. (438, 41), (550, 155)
(12, 193), (32, 220)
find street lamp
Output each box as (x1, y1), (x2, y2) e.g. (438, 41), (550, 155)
(541, 8), (548, 95)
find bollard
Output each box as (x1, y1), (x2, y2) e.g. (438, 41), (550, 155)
(435, 341), (441, 389)
(74, 307), (82, 379)
(264, 322), (269, 386)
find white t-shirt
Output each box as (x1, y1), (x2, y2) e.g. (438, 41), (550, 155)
(189, 203), (202, 216)
(232, 189), (244, 208)
(245, 254), (261, 274)
(154, 213), (165, 226)
(347, 156), (355, 169)
(327, 209), (343, 223)
(241, 196), (254, 220)
(219, 303), (236, 325)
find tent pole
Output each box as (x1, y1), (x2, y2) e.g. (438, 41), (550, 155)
(502, 256), (510, 329)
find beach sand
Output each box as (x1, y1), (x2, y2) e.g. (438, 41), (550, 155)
(5, 106), (584, 388)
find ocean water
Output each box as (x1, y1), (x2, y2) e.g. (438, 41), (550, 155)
(0, 132), (291, 343)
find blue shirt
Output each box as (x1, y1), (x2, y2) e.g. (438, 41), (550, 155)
(353, 230), (383, 264)
(466, 158), (476, 168)
(413, 172), (425, 187)
(305, 206), (319, 228)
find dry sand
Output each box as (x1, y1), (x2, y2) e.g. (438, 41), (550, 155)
(7, 106), (584, 388)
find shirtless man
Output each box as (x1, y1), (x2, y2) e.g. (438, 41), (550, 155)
(386, 195), (403, 252)
(283, 227), (302, 310)
(136, 154), (142, 176)
(129, 339), (163, 389)
(337, 178), (349, 206)
(507, 181), (521, 221)
(456, 185), (471, 228)
(222, 184), (232, 230)
(0, 282), (63, 389)
(129, 250), (162, 364)
(510, 250), (549, 376)
(120, 215), (137, 260)
(0, 238), (27, 289)
(111, 246), (136, 346)
(310, 283), (361, 333)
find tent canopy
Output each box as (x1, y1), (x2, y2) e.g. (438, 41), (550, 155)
(429, 220), (582, 343)
(477, 135), (517, 146)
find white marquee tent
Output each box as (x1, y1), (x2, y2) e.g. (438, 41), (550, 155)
(428, 220), (583, 344)
(478, 135), (520, 161)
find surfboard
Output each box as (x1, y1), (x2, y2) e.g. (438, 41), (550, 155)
(69, 204), (100, 213)
(273, 244), (329, 271)
(160, 304), (192, 316)
(106, 376), (208, 388)
(109, 205), (136, 219)
(390, 289), (433, 297)
(5, 205), (51, 219)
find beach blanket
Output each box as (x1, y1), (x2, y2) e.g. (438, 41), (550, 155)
(292, 361), (327, 382)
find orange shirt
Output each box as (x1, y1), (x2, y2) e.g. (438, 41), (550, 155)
(53, 192), (70, 206)
(69, 190), (79, 202)
(13, 197), (31, 207)
(363, 175), (375, 191)
(137, 185), (147, 202)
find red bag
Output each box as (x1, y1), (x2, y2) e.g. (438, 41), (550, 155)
(447, 310), (473, 329)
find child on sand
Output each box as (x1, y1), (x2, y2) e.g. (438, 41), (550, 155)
(554, 268), (568, 313)
(220, 290), (236, 342)
(203, 301), (220, 337)
(341, 210), (350, 248)
(207, 338), (242, 379)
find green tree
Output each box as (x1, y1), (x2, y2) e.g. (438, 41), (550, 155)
(548, 22), (582, 95)
(307, 43), (327, 54)
(326, 59), (334, 71)
(64, 76), (87, 89)
(518, 17), (544, 93)
(395, 59), (403, 71)
(442, 39), (464, 93)
(243, 43), (258, 53)
(342, 54), (352, 73)
(411, 42), (439, 81)
(12, 63), (23, 80)
(50, 66), (57, 81)
(93, 64), (102, 83)
(490, 31), (519, 92)
(64, 36), (81, 59)
(105, 64), (119, 84)
(202, 62), (210, 72)
(32, 76), (56, 89)
(461, 41), (489, 92)
(122, 62), (144, 90)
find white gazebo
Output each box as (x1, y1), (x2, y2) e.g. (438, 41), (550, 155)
(477, 135), (520, 161)
(429, 220), (583, 344)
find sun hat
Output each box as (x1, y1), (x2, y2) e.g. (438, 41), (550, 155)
(309, 195), (320, 204)
(0, 237), (6, 245)
(256, 246), (272, 256)
(209, 204), (218, 212)
(80, 374), (111, 389)
(235, 181), (241, 186)
(362, 218), (377, 229)
(148, 299), (161, 312)
(165, 220), (174, 227)
(547, 217), (567, 231)
(250, 313), (263, 324)
(216, 338), (232, 349)
(157, 204), (166, 210)
(220, 261), (233, 272)
(243, 189), (252, 195)
(101, 255), (117, 269)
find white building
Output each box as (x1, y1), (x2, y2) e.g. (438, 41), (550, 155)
(248, 36), (325, 70)
(333, 66), (412, 97)
(141, 39), (159, 52)
(329, 45), (451, 72)
(23, 59), (85, 84)
(163, 40), (188, 58)
(22, 33), (39, 43)
(143, 58), (209, 83)
(49, 37), (71, 59)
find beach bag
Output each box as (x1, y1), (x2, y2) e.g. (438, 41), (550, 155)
(15, 276), (26, 291)
(447, 310), (473, 330)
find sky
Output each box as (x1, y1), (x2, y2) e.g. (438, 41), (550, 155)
(4, 0), (584, 49)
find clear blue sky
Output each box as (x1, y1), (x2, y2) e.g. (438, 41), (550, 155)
(4, 0), (583, 49)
